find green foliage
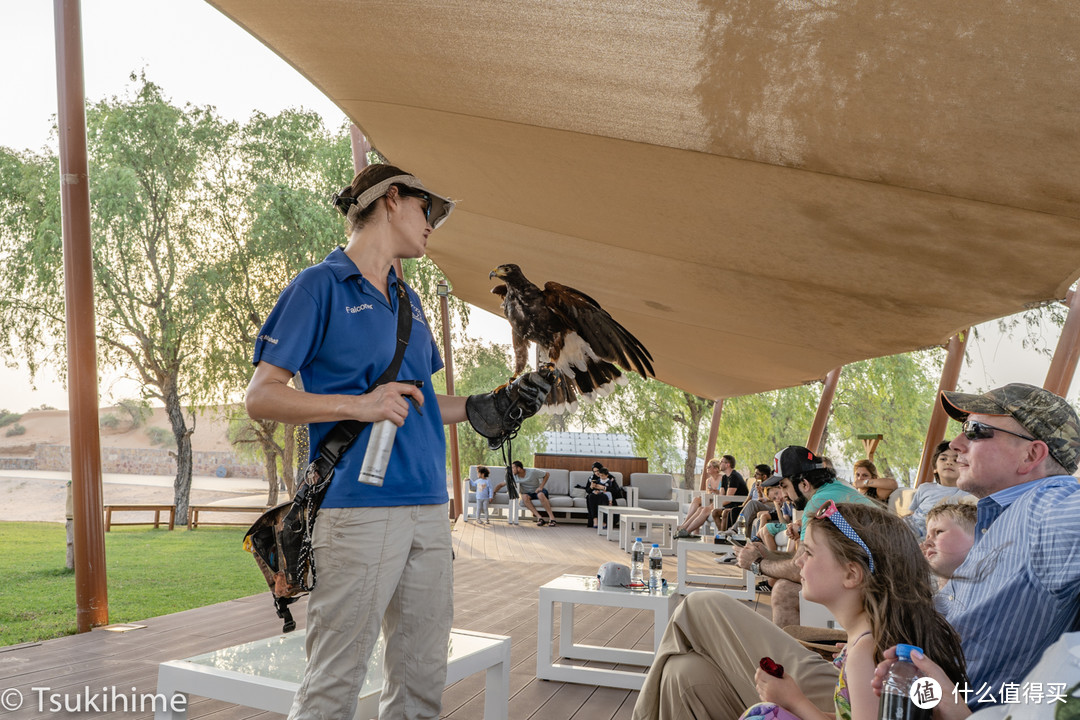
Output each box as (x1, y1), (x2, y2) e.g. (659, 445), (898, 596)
(0, 75), (234, 516)
(0, 523), (266, 645)
(145, 426), (175, 448)
(577, 374), (708, 487)
(445, 339), (549, 471)
(719, 384), (822, 472)
(116, 398), (152, 429)
(5, 422), (25, 437)
(0, 409), (21, 428)
(829, 350), (942, 481)
(99, 413), (121, 429)
(401, 256), (471, 351)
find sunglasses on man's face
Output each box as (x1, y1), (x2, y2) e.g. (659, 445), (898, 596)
(961, 419), (1036, 443)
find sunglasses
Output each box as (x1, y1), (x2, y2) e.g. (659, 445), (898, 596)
(816, 500), (875, 574)
(961, 419), (1036, 443)
(399, 189), (432, 225)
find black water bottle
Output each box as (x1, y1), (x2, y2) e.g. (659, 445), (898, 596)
(878, 644), (932, 720)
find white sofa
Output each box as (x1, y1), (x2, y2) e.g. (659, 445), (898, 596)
(463, 466), (638, 522)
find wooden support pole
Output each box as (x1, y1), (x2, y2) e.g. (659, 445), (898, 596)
(1044, 289), (1080, 397)
(806, 368), (842, 455)
(55, 0), (108, 632)
(349, 125), (405, 280)
(701, 399), (723, 489)
(914, 331), (969, 487)
(439, 284), (463, 519)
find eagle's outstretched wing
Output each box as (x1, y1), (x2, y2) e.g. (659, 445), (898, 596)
(490, 263), (654, 414)
(542, 282), (654, 379)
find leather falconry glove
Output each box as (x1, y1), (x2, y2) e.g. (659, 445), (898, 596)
(466, 368), (555, 449)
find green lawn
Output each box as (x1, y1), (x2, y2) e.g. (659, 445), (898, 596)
(0, 522), (268, 646)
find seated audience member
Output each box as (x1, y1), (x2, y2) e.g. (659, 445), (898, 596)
(732, 464), (776, 529)
(737, 446), (876, 627)
(904, 440), (972, 539)
(852, 458), (899, 506)
(631, 383), (1080, 720)
(754, 476), (794, 552)
(921, 501), (977, 588)
(738, 502), (966, 720)
(711, 454), (750, 532)
(585, 466), (623, 529)
(675, 457), (724, 538)
(495, 460), (557, 526)
(873, 631), (1080, 720)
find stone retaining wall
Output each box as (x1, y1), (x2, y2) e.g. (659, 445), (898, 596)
(0, 444), (264, 478)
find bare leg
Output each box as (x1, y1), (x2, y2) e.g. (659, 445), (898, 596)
(538, 492), (556, 520)
(521, 494), (540, 519)
(680, 496), (703, 531)
(685, 506), (712, 533)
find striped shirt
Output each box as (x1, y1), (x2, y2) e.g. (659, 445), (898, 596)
(938, 474), (1080, 700)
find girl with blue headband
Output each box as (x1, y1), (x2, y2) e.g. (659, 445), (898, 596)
(740, 502), (968, 720)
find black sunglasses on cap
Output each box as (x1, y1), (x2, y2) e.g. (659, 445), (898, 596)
(961, 419), (1036, 442)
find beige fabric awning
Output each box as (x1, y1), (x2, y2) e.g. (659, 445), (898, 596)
(208, 0), (1080, 400)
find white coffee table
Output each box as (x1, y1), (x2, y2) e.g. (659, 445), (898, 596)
(619, 513), (678, 554)
(597, 506), (671, 542)
(537, 573), (680, 690)
(675, 535), (755, 599)
(154, 628), (510, 719)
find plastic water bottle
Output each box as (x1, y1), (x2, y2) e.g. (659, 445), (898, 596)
(631, 538), (645, 585)
(878, 644), (932, 720)
(358, 420), (395, 486)
(648, 544), (663, 592)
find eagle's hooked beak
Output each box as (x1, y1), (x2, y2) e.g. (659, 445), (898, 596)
(489, 267), (505, 280)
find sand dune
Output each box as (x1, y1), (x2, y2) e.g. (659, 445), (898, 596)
(0, 405), (236, 456)
(0, 405), (268, 523)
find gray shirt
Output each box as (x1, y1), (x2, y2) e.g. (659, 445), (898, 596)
(516, 468), (547, 494)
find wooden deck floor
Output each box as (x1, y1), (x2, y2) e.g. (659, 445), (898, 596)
(0, 516), (769, 719)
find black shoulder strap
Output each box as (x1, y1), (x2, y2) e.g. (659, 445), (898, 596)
(313, 280), (414, 472)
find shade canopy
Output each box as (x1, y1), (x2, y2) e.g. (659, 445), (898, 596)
(208, 0), (1080, 400)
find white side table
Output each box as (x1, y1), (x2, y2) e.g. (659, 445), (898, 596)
(619, 513), (678, 554)
(536, 574), (680, 691)
(154, 628), (511, 719)
(675, 536), (755, 599)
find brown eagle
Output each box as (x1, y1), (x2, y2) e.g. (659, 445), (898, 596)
(490, 264), (654, 414)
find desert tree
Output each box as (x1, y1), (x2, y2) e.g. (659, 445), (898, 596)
(0, 76), (226, 523)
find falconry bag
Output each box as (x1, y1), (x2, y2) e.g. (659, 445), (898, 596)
(243, 280), (413, 632)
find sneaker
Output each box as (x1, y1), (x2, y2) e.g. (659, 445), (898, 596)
(714, 552), (736, 564)
(756, 580), (773, 594)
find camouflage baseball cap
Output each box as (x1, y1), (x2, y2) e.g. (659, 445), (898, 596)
(940, 383), (1080, 473)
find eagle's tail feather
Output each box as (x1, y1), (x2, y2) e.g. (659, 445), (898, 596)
(538, 358), (623, 414)
(573, 360), (623, 402)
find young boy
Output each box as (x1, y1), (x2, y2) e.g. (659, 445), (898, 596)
(921, 501), (977, 585)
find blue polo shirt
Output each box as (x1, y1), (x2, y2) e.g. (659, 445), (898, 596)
(252, 248), (448, 508)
